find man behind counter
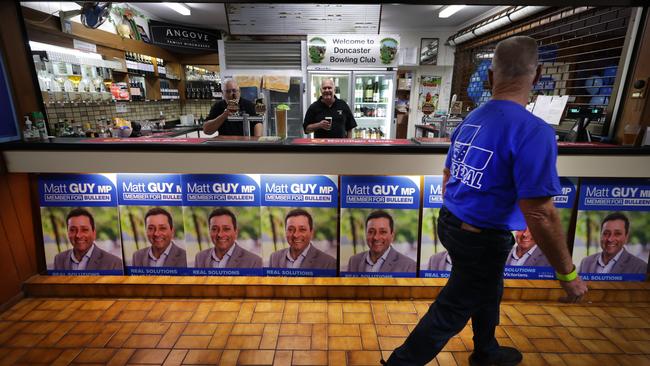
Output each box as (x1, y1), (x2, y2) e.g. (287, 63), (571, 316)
(203, 79), (263, 137)
(304, 79), (356, 138)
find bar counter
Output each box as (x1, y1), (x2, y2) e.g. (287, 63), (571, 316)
(2, 138), (649, 178)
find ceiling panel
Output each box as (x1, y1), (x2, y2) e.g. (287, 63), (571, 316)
(21, 2), (502, 35)
(131, 3), (229, 31)
(227, 4), (381, 35)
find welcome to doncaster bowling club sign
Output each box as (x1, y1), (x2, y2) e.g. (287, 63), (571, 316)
(307, 34), (400, 68)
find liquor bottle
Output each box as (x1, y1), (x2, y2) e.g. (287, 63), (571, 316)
(141, 55), (147, 75)
(355, 78), (362, 103)
(364, 79), (373, 103)
(32, 112), (48, 140)
(147, 56), (154, 75)
(373, 77), (380, 103)
(129, 82), (136, 101)
(144, 55), (151, 76)
(255, 92), (266, 116)
(215, 82), (222, 99)
(23, 115), (37, 141)
(354, 104), (362, 118)
(140, 54), (147, 75)
(125, 52), (131, 73)
(381, 79), (390, 102)
(144, 55), (150, 76)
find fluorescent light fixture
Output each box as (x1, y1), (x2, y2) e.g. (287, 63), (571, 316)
(29, 41), (102, 59)
(439, 5), (466, 18)
(165, 3), (191, 16)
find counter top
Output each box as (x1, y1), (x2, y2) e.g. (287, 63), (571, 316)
(2, 137), (648, 155)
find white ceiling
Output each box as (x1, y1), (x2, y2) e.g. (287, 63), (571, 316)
(21, 2), (502, 35)
(132, 3), (229, 31)
(380, 5), (502, 32)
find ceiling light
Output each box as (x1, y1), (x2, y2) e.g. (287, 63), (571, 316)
(439, 5), (466, 18)
(165, 3), (191, 16)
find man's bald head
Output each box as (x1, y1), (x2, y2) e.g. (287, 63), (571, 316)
(490, 36), (539, 81)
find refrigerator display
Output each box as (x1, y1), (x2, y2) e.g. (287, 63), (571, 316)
(308, 71), (395, 139)
(309, 72), (351, 105)
(352, 72), (394, 139)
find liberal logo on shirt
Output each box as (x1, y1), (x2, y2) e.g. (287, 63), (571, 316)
(450, 124), (493, 189)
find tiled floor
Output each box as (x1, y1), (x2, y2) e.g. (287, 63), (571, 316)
(1, 298), (649, 365)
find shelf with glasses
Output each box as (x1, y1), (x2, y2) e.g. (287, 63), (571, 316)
(355, 101), (389, 105)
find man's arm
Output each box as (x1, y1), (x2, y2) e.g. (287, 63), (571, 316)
(519, 197), (588, 301)
(346, 128), (354, 138)
(303, 105), (324, 134)
(305, 120), (326, 134)
(203, 109), (230, 135)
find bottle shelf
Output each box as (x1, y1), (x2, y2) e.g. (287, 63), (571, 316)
(355, 102), (389, 105)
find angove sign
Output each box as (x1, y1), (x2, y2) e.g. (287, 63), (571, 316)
(149, 20), (219, 53)
(307, 35), (399, 68)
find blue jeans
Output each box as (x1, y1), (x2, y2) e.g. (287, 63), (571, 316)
(386, 206), (514, 366)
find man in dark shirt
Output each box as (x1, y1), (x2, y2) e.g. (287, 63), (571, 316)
(203, 79), (262, 136)
(303, 79), (356, 138)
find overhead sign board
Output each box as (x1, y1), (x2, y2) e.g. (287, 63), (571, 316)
(149, 20), (220, 53)
(307, 34), (399, 68)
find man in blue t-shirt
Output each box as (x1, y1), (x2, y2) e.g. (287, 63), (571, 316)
(385, 36), (587, 366)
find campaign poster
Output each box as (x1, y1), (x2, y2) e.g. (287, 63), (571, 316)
(181, 174), (263, 276)
(574, 178), (649, 281)
(340, 176), (420, 278)
(39, 174), (124, 275)
(260, 175), (338, 277)
(504, 177), (577, 280)
(118, 174), (188, 275)
(419, 176), (448, 278)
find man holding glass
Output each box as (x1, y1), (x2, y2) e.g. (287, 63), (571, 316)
(304, 78), (356, 138)
(203, 79), (262, 136)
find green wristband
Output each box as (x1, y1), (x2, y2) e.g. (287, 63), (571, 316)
(556, 266), (577, 282)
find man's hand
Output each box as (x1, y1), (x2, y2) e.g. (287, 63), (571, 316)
(320, 119), (332, 130)
(558, 276), (588, 303)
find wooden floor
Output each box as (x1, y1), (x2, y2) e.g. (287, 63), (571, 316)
(1, 298), (650, 366)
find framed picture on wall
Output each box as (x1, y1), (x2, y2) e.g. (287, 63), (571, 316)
(420, 38), (439, 66)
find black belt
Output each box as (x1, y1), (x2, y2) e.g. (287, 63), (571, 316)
(441, 206), (510, 235)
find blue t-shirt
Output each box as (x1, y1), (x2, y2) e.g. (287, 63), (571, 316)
(444, 99), (561, 231)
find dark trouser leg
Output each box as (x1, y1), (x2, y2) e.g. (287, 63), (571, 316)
(386, 207), (513, 366)
(470, 240), (509, 355)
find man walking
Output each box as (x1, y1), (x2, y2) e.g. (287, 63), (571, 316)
(384, 36), (588, 366)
